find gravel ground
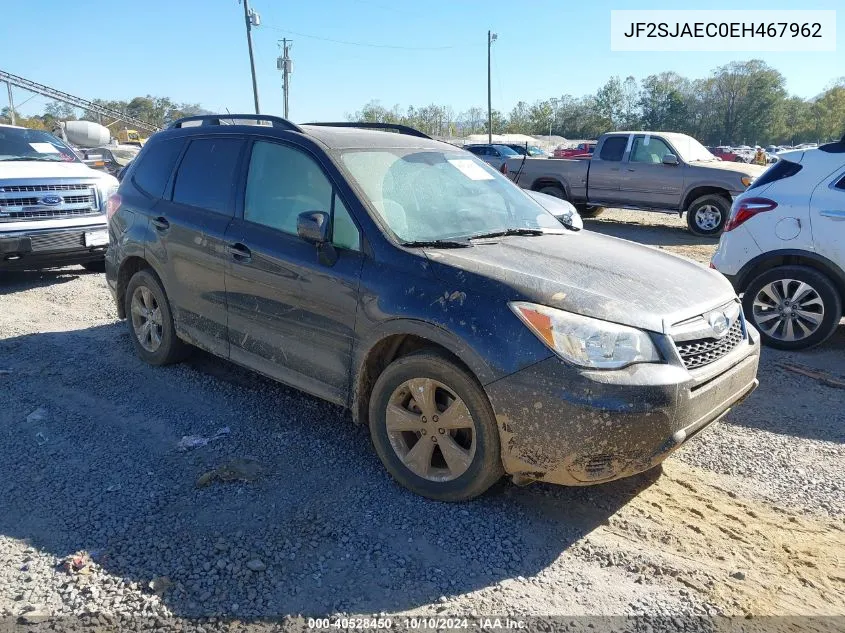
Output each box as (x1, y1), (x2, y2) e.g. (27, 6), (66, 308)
(0, 210), (843, 632)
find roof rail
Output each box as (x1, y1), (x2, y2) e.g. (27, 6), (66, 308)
(304, 121), (431, 139)
(168, 114), (302, 132)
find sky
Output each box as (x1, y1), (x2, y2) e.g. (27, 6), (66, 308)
(2, 0), (843, 123)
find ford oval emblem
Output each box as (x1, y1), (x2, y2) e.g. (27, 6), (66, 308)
(39, 195), (63, 206)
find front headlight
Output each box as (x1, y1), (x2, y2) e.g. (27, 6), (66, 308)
(741, 176), (755, 188)
(510, 302), (660, 369)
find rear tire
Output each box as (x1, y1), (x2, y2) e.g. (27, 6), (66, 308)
(369, 350), (503, 501)
(686, 194), (730, 237)
(742, 265), (842, 350)
(537, 184), (566, 199)
(124, 269), (190, 365)
(575, 205), (605, 218)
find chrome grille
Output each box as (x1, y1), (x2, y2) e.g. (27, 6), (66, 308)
(29, 231), (85, 251)
(675, 320), (745, 370)
(1, 184), (89, 192)
(0, 182), (100, 222)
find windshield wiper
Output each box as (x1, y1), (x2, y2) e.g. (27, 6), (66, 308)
(467, 228), (547, 240)
(0, 156), (63, 162)
(402, 239), (472, 249)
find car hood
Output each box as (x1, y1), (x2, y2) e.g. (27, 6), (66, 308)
(424, 231), (736, 333)
(694, 160), (766, 176)
(0, 160), (111, 180)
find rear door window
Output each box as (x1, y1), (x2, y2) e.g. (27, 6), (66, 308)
(599, 137), (627, 162)
(131, 138), (184, 198)
(172, 138), (245, 215)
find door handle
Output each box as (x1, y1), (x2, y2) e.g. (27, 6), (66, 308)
(627, 168), (636, 172)
(226, 242), (252, 262)
(151, 216), (170, 231)
(820, 210), (845, 220)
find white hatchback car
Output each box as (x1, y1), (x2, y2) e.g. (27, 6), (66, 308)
(711, 137), (845, 350)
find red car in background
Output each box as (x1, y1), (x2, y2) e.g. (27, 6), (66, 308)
(709, 146), (746, 162)
(553, 142), (596, 159)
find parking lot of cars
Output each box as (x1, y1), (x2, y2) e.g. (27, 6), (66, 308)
(1, 205), (843, 626)
(1, 118), (844, 629)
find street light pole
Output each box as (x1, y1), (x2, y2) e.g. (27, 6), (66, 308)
(487, 30), (497, 144)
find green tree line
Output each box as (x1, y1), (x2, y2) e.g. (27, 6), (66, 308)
(350, 60), (845, 146)
(1, 96), (208, 131)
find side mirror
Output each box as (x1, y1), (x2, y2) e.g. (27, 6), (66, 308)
(662, 154), (679, 166)
(297, 211), (330, 244)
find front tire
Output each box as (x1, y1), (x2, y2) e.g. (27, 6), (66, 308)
(124, 269), (190, 365)
(369, 350), (503, 501)
(742, 266), (842, 350)
(686, 194), (730, 237)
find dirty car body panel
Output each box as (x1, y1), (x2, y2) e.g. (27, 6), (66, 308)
(107, 117), (761, 493)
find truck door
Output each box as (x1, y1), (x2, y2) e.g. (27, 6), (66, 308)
(586, 135), (628, 205)
(622, 135), (685, 210)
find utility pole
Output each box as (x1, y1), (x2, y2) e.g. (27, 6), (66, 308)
(549, 97), (559, 148)
(240, 0), (261, 114)
(487, 31), (497, 144)
(277, 39), (293, 119)
(6, 81), (15, 125)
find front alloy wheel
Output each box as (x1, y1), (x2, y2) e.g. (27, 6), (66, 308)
(385, 378), (477, 482)
(369, 350), (503, 501)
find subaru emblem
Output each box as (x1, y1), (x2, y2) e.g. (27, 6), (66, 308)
(708, 311), (731, 337)
(39, 195), (63, 206)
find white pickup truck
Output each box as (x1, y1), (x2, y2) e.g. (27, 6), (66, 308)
(0, 123), (118, 271)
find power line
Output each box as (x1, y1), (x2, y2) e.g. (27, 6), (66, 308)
(261, 24), (463, 51)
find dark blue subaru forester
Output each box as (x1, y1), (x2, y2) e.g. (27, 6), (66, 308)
(106, 115), (759, 501)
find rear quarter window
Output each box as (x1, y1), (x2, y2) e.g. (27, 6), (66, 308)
(172, 138), (245, 215)
(747, 160), (802, 191)
(131, 138), (185, 198)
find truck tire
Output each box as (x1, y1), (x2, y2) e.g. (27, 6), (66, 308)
(686, 194), (730, 237)
(369, 350), (503, 501)
(82, 260), (106, 273)
(742, 265), (842, 350)
(537, 184), (566, 199)
(575, 205), (605, 218)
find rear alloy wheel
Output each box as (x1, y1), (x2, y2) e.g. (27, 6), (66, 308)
(742, 266), (842, 350)
(686, 194), (730, 237)
(125, 269), (190, 365)
(575, 204), (605, 218)
(369, 351), (503, 501)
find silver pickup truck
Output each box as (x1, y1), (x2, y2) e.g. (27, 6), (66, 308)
(1, 124), (118, 271)
(507, 131), (765, 236)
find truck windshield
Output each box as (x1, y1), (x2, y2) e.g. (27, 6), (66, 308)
(672, 136), (718, 162)
(0, 127), (80, 163)
(340, 149), (562, 242)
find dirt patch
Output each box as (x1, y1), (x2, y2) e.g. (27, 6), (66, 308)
(588, 461), (845, 616)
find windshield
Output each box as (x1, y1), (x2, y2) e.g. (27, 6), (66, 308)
(494, 145), (519, 156)
(527, 146), (545, 156)
(671, 135), (717, 162)
(340, 148), (562, 242)
(0, 127), (80, 163)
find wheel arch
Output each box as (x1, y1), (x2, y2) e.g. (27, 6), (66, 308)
(115, 256), (161, 319)
(351, 320), (495, 428)
(530, 177), (571, 200)
(682, 186), (732, 212)
(735, 250), (845, 310)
